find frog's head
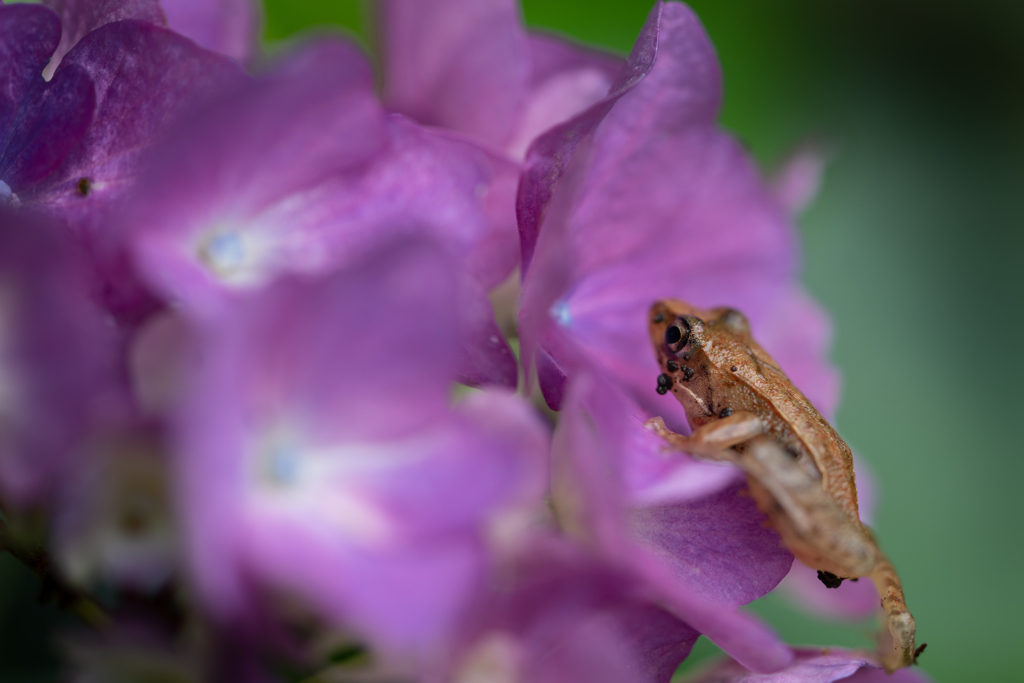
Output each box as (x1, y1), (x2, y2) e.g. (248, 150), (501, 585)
(649, 300), (751, 363)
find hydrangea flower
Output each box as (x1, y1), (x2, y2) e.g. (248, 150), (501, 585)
(171, 238), (547, 670)
(0, 2), (928, 681)
(127, 38), (521, 386)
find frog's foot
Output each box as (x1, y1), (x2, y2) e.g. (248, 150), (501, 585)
(869, 552), (917, 672)
(644, 412), (764, 461)
(878, 609), (917, 672)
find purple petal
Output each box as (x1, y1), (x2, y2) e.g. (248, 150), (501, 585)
(638, 557), (793, 673)
(0, 4), (61, 144)
(25, 20), (245, 228)
(161, 0), (261, 63)
(0, 62), (94, 191)
(380, 0), (530, 149)
(680, 648), (935, 683)
(40, 0), (165, 74)
(628, 480), (794, 607)
(0, 209), (116, 505)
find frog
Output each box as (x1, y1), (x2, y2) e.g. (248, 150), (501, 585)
(644, 299), (919, 672)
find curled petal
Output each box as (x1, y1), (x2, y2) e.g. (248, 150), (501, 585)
(518, 0), (720, 269)
(40, 0), (165, 74)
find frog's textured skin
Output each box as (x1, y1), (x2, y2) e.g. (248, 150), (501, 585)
(646, 299), (918, 672)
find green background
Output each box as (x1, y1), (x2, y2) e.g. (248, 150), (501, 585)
(3, 1), (1022, 681)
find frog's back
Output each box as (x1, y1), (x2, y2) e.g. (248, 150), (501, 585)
(706, 328), (860, 521)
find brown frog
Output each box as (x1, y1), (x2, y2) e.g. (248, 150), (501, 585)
(645, 299), (919, 672)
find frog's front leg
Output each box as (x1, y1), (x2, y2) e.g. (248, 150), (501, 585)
(643, 412), (765, 461)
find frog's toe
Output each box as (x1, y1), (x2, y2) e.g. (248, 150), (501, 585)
(644, 416), (668, 433)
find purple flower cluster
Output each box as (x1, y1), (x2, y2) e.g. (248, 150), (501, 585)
(0, 1), (930, 681)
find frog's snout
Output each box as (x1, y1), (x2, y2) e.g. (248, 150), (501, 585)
(649, 301), (671, 326)
(649, 302), (674, 355)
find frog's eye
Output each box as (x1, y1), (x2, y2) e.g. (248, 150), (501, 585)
(665, 319), (691, 352)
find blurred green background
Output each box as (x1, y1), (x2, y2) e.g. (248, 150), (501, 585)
(3, 1), (1022, 681)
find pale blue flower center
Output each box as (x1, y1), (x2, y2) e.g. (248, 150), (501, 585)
(550, 300), (572, 327)
(267, 443), (300, 485)
(203, 232), (247, 273)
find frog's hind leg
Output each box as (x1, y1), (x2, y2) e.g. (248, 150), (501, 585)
(643, 412), (764, 461)
(742, 437), (917, 672)
(868, 545), (917, 672)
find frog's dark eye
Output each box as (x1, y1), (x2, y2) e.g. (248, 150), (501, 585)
(665, 319), (691, 352)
